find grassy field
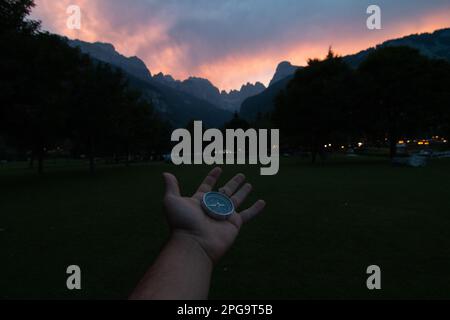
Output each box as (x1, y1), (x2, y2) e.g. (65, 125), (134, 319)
(1, 156), (450, 299)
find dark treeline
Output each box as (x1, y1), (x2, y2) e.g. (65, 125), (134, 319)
(273, 48), (450, 162)
(0, 0), (170, 174)
(2, 1), (450, 170)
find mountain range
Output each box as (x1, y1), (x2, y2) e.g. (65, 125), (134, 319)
(68, 39), (235, 128)
(67, 28), (450, 126)
(68, 39), (267, 127)
(241, 28), (450, 120)
(153, 72), (266, 111)
(69, 40), (153, 82)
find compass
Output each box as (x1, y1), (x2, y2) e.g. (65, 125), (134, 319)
(201, 192), (235, 221)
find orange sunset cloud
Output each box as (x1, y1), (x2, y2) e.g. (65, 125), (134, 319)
(32, 0), (450, 91)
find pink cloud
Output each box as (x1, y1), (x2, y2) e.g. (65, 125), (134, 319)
(32, 1), (450, 91)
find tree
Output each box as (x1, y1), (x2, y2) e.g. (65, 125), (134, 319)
(0, 0), (40, 35)
(0, 0), (169, 173)
(358, 46), (434, 157)
(109, 89), (164, 165)
(273, 49), (355, 162)
(425, 59), (450, 139)
(0, 0), (40, 148)
(69, 60), (167, 172)
(224, 112), (250, 130)
(68, 62), (129, 174)
(3, 33), (83, 173)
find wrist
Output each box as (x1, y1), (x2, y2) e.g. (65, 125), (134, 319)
(170, 231), (215, 267)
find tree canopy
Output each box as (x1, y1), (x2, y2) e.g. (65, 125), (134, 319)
(273, 47), (450, 161)
(0, 0), (169, 173)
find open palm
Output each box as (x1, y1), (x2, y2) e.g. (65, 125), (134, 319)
(163, 167), (266, 263)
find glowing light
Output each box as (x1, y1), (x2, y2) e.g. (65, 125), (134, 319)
(357, 142), (364, 147)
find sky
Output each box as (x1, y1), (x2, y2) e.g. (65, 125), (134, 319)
(32, 0), (450, 91)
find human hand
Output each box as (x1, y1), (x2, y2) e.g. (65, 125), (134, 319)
(162, 167), (266, 264)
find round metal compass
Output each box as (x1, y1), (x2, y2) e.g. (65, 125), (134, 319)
(201, 192), (235, 220)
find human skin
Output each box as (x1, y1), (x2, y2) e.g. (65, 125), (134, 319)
(130, 167), (266, 300)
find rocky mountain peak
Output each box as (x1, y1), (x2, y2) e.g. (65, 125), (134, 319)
(67, 39), (152, 81)
(269, 61), (299, 86)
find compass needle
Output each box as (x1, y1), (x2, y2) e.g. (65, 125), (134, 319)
(201, 192), (235, 221)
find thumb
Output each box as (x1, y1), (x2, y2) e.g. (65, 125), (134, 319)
(163, 172), (181, 197)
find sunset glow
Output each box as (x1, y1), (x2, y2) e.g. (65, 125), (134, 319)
(32, 0), (450, 91)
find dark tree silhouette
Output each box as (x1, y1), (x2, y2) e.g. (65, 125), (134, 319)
(3, 33), (84, 173)
(273, 49), (355, 162)
(1, 1), (169, 173)
(0, 0), (40, 35)
(224, 112), (250, 130)
(358, 46), (434, 158)
(273, 46), (450, 161)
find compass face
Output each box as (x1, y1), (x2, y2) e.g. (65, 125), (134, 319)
(202, 192), (235, 220)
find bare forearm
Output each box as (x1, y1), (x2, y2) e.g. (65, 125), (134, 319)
(130, 232), (213, 300)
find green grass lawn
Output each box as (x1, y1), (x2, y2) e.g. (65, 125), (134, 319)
(1, 156), (450, 299)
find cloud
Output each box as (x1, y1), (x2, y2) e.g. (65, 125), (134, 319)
(32, 0), (450, 91)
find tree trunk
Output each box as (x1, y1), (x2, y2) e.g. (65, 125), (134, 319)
(37, 149), (44, 175)
(310, 137), (318, 164)
(125, 144), (131, 167)
(89, 155), (95, 175)
(389, 140), (397, 158)
(88, 138), (96, 175)
(389, 131), (398, 158)
(29, 153), (34, 169)
(388, 112), (399, 159)
(311, 149), (317, 164)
